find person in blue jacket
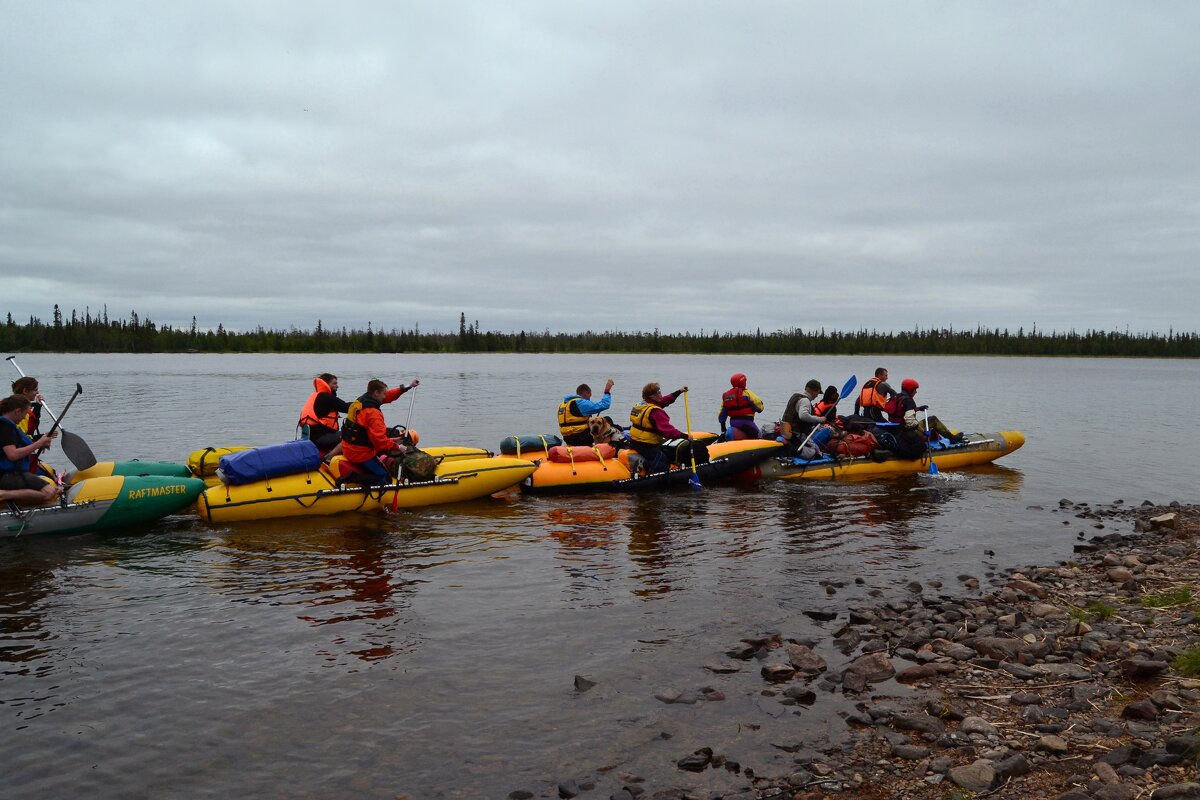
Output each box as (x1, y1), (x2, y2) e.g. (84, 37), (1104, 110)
(0, 394), (59, 503)
(557, 378), (615, 446)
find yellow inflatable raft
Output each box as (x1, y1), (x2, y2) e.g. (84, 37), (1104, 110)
(520, 438), (784, 494)
(196, 455), (535, 523)
(759, 430), (1025, 481)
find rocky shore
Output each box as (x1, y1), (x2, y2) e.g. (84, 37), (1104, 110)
(525, 501), (1200, 800)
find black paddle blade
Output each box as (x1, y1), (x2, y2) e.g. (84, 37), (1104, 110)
(60, 428), (97, 471)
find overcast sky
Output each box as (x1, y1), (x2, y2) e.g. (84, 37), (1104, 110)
(2, 2), (1197, 335)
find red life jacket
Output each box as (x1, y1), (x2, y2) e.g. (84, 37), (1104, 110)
(299, 377), (339, 431)
(721, 388), (756, 418)
(813, 399), (836, 417)
(885, 393), (911, 423)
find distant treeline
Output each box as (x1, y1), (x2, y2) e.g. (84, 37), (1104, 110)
(2, 306), (1197, 358)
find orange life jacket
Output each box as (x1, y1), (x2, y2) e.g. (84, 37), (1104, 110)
(813, 399), (836, 417)
(298, 377), (339, 431)
(858, 377), (888, 410)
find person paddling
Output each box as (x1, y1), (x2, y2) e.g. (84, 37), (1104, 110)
(629, 382), (695, 474)
(887, 378), (965, 444)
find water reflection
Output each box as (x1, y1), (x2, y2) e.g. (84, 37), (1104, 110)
(0, 547), (59, 676)
(544, 501), (626, 608)
(213, 522), (423, 664)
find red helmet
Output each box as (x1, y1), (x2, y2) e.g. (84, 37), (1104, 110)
(730, 373), (747, 389)
(901, 378), (919, 393)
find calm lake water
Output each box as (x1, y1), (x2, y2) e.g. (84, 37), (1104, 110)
(2, 353), (1197, 798)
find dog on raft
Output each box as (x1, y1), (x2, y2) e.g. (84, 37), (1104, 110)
(587, 414), (627, 446)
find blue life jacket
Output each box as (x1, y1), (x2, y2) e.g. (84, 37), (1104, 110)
(0, 416), (33, 473)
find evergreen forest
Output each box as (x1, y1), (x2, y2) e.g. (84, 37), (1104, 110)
(2, 306), (1196, 358)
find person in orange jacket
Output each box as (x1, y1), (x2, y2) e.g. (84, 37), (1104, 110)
(298, 373), (350, 455)
(339, 378), (420, 483)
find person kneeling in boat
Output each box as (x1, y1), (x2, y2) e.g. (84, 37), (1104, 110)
(298, 373), (352, 457)
(718, 373), (764, 440)
(0, 394), (59, 503)
(629, 383), (704, 474)
(887, 378), (965, 446)
(558, 378), (616, 446)
(339, 378), (420, 485)
(780, 379), (828, 457)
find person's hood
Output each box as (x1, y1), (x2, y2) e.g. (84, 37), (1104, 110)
(562, 393), (582, 402)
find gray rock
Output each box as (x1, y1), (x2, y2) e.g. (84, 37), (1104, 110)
(1000, 662), (1039, 680)
(893, 714), (946, 736)
(960, 716), (998, 737)
(676, 748), (712, 772)
(1100, 744), (1139, 765)
(1010, 691), (1045, 706)
(1093, 761), (1120, 783)
(760, 663), (796, 682)
(653, 687), (682, 704)
(1152, 785), (1200, 800)
(558, 780), (581, 798)
(892, 744), (931, 760)
(971, 636), (1023, 661)
(993, 754), (1031, 780)
(1121, 698), (1159, 720)
(1137, 748), (1186, 768)
(842, 670), (867, 694)
(895, 664), (938, 684)
(703, 660), (742, 674)
(1121, 657), (1168, 680)
(948, 759), (996, 793)
(786, 643), (827, 675)
(845, 651), (896, 683)
(1037, 734), (1070, 754)
(783, 685), (816, 704)
(786, 769), (814, 787)
(574, 675), (597, 692)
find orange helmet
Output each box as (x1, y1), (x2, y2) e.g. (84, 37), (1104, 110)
(730, 373), (747, 389)
(405, 430), (420, 446)
(901, 378), (919, 393)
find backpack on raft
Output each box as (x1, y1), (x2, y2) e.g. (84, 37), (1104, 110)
(883, 395), (903, 419)
(218, 440), (322, 485)
(398, 449), (439, 482)
(499, 433), (562, 455)
(547, 443), (618, 463)
(891, 428), (928, 459)
(661, 438), (710, 466)
(188, 445), (252, 478)
(825, 431), (879, 458)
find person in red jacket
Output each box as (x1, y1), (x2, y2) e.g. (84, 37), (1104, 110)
(339, 378), (420, 484)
